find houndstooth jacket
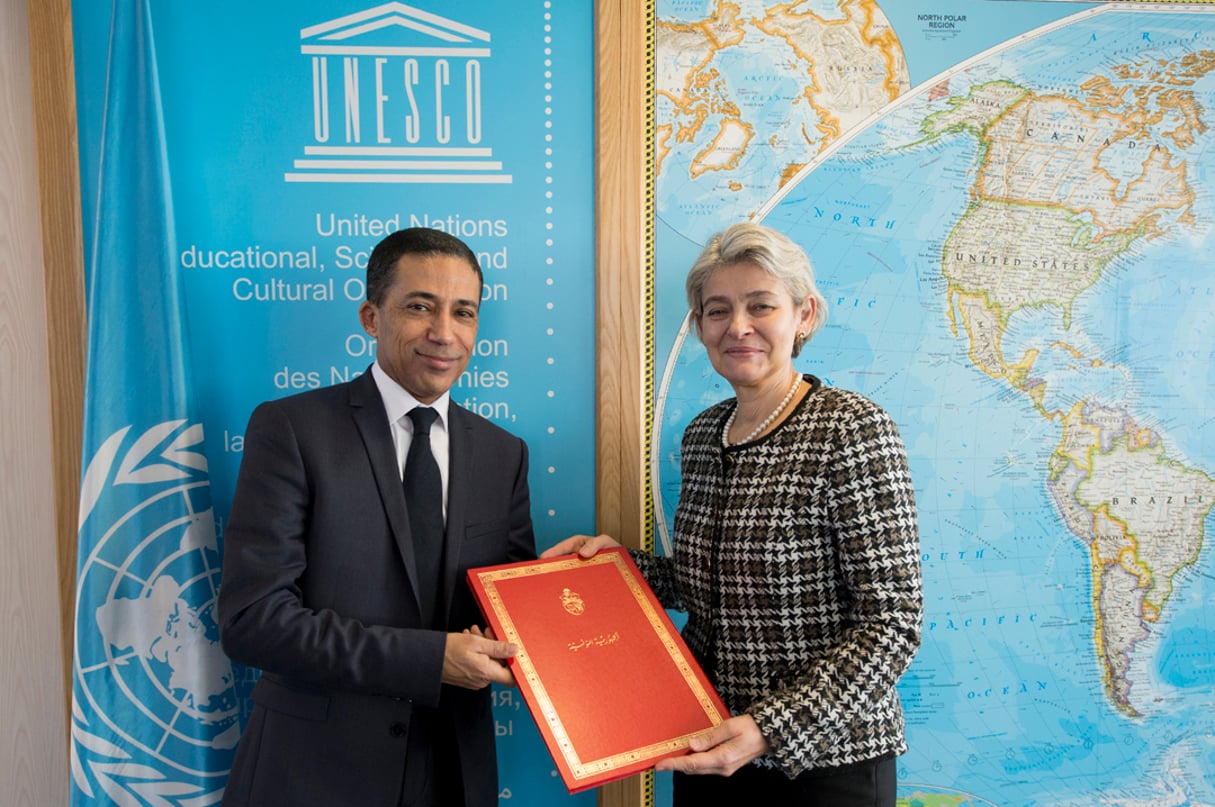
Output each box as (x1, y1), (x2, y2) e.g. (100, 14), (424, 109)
(633, 376), (922, 777)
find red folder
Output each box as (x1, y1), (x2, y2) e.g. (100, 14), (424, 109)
(467, 547), (730, 793)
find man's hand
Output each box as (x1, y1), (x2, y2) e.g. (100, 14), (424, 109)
(539, 533), (621, 559)
(441, 630), (518, 690)
(654, 715), (770, 777)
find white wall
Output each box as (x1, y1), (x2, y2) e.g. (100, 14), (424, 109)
(0, 0), (72, 802)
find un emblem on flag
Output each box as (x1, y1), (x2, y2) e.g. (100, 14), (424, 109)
(72, 421), (239, 801)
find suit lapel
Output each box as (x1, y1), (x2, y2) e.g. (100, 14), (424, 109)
(348, 370), (426, 612)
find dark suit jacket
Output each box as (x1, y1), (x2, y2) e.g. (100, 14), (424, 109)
(217, 368), (536, 807)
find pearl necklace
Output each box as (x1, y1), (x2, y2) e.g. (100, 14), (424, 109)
(722, 373), (801, 446)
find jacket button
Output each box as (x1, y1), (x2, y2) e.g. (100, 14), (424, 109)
(389, 722), (407, 738)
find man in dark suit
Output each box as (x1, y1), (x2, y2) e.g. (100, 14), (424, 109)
(218, 227), (536, 807)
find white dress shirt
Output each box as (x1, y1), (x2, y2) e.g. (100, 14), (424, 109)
(370, 362), (451, 518)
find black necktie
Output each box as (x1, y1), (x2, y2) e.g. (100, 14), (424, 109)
(404, 406), (443, 627)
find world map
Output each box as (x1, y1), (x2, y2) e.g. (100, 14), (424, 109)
(654, 3), (1215, 805)
(656, 0), (908, 245)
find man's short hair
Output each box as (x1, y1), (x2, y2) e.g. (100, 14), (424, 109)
(365, 227), (483, 305)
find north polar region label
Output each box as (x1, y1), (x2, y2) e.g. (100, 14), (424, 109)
(918, 13), (967, 31)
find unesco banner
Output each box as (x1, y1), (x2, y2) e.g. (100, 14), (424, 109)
(70, 1), (595, 805)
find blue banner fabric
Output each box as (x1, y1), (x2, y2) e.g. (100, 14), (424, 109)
(70, 1), (237, 804)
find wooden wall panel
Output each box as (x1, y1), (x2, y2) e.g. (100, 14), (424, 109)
(26, 0), (85, 731)
(0, 0), (73, 802)
(595, 3), (649, 546)
(595, 1), (651, 806)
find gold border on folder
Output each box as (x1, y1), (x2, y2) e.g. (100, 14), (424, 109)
(478, 552), (724, 782)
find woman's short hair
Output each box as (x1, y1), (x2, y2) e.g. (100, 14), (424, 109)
(685, 222), (829, 350)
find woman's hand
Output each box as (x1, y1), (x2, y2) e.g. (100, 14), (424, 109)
(654, 715), (770, 777)
(539, 533), (621, 559)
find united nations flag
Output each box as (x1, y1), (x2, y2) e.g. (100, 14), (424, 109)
(70, 1), (238, 804)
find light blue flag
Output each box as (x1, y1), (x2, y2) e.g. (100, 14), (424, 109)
(70, 1), (238, 804)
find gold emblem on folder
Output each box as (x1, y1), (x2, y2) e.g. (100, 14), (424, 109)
(561, 587), (585, 616)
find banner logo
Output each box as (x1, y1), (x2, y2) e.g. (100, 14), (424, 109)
(287, 1), (512, 184)
(72, 421), (237, 802)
